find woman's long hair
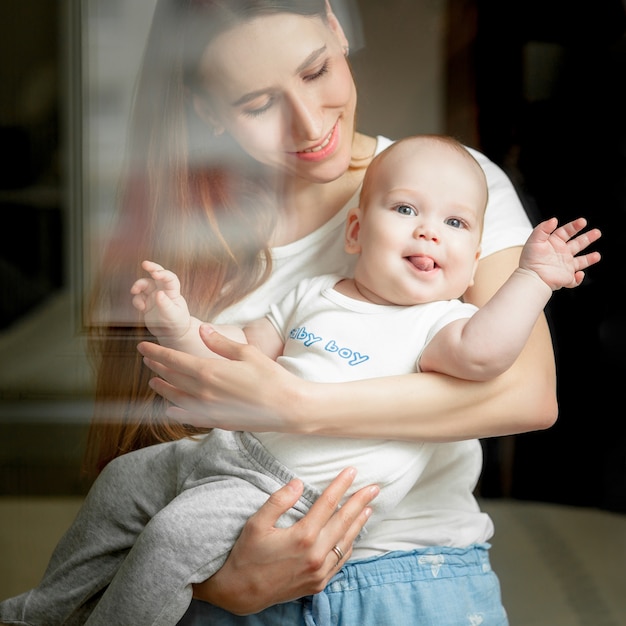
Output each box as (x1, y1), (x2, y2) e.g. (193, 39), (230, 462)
(84, 0), (335, 478)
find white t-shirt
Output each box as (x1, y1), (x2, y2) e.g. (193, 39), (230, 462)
(255, 273), (477, 540)
(215, 136), (532, 556)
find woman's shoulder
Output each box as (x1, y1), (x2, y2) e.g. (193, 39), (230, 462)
(374, 135), (394, 155)
(352, 133), (388, 162)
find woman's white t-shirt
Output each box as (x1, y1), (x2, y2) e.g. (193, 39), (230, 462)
(214, 136), (532, 557)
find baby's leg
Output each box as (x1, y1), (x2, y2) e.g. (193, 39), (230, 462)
(84, 430), (320, 626)
(83, 477), (275, 625)
(0, 437), (206, 626)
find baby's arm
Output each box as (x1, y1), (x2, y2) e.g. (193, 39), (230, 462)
(131, 260), (282, 359)
(420, 217), (601, 381)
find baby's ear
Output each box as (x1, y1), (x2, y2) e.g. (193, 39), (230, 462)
(468, 248), (481, 287)
(344, 207), (362, 254)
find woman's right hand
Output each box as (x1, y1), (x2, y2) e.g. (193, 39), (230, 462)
(191, 467), (379, 615)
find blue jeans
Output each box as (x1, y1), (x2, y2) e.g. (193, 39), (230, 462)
(178, 544), (508, 626)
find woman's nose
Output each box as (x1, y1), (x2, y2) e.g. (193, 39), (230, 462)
(286, 92), (323, 141)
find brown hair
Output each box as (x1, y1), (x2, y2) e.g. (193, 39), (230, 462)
(83, 0), (339, 478)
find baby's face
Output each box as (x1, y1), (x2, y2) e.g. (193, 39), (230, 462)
(348, 138), (486, 306)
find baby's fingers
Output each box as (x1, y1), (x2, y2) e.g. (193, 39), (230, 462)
(553, 217), (588, 241)
(131, 292), (148, 312)
(564, 249), (601, 288)
(141, 259), (166, 273)
(130, 277), (153, 295)
(149, 268), (181, 293)
(574, 250), (602, 273)
(141, 260), (178, 288)
(554, 218), (602, 254)
(569, 227), (602, 256)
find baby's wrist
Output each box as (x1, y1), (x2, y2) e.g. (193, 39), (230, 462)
(514, 266), (553, 295)
(157, 326), (192, 349)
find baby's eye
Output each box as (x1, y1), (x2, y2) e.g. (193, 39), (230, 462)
(394, 204), (417, 217)
(445, 217), (466, 229)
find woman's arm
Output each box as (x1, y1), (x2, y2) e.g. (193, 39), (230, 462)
(299, 246), (558, 441)
(138, 246), (558, 441)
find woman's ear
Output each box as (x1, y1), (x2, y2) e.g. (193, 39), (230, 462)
(344, 207), (362, 254)
(325, 0), (350, 51)
(192, 94), (224, 136)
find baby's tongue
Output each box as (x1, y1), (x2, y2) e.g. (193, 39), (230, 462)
(410, 256), (435, 271)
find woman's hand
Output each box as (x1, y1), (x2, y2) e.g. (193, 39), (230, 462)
(192, 467), (379, 615)
(138, 324), (305, 431)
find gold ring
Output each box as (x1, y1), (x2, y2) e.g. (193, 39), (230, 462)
(331, 544), (344, 567)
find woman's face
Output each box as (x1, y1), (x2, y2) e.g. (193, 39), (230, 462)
(195, 11), (356, 184)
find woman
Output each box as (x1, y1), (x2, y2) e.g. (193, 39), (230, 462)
(86, 0), (557, 623)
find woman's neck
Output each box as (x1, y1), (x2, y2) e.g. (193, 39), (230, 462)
(269, 133), (377, 247)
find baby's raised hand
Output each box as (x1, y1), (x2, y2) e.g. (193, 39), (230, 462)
(520, 217), (601, 291)
(130, 260), (191, 341)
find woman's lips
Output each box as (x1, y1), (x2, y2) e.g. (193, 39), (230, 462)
(302, 130), (333, 153)
(292, 123), (339, 162)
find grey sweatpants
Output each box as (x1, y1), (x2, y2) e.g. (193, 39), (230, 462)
(0, 430), (320, 626)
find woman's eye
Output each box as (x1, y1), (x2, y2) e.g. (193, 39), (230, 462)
(243, 98), (274, 118)
(395, 204), (416, 216)
(242, 60), (330, 117)
(445, 217), (465, 229)
(304, 61), (329, 82)
(242, 61), (330, 118)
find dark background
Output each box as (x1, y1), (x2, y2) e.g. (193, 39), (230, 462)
(0, 0), (624, 512)
(471, 0), (625, 512)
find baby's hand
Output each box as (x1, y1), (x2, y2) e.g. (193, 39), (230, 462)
(520, 217), (601, 291)
(130, 260), (191, 341)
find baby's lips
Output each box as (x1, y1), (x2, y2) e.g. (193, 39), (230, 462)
(408, 255), (435, 271)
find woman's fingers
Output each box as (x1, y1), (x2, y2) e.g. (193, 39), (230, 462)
(137, 344), (272, 429)
(287, 467), (378, 573)
(198, 324), (244, 358)
(146, 370), (218, 423)
(138, 341), (204, 380)
(254, 472), (378, 582)
(300, 467), (371, 536)
(334, 479), (378, 541)
(229, 467), (377, 563)
(137, 343), (214, 417)
(138, 337), (302, 431)
(249, 478), (307, 527)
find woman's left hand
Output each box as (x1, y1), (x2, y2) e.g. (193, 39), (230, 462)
(137, 324), (306, 431)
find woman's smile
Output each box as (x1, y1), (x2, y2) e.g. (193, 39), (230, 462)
(292, 122), (340, 162)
